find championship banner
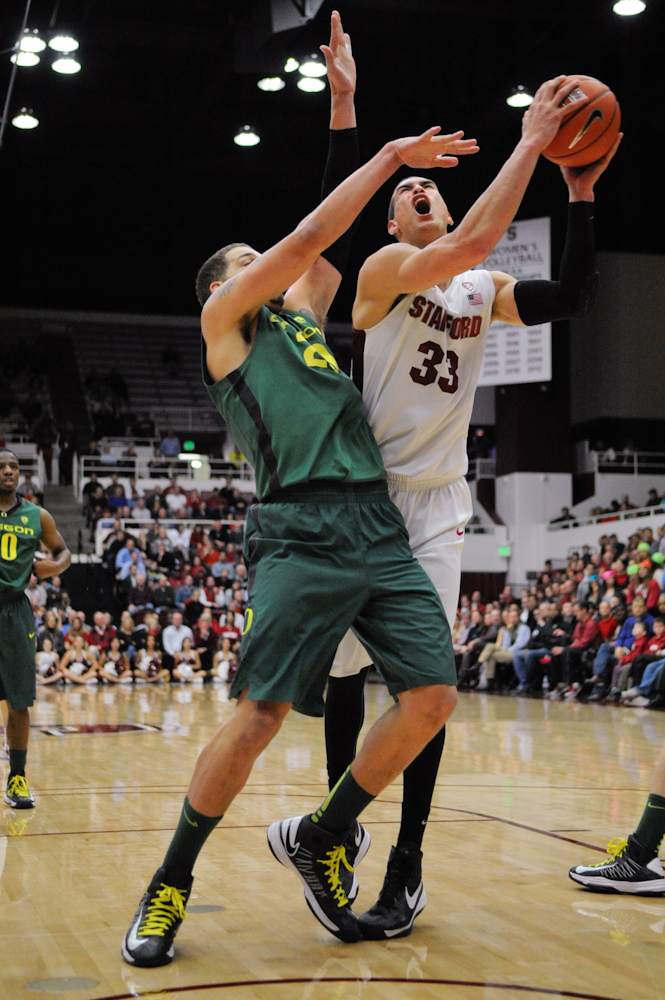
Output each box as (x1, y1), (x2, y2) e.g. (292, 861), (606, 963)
(476, 216), (551, 386)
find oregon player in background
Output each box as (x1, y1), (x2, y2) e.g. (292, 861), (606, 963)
(0, 449), (71, 808)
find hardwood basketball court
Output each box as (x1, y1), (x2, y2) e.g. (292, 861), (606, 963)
(1, 685), (663, 1000)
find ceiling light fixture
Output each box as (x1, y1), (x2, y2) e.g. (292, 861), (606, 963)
(234, 125), (260, 147)
(10, 51), (40, 67)
(613, 0), (646, 13)
(52, 55), (81, 74)
(506, 85), (534, 108)
(12, 107), (39, 129)
(284, 57), (299, 73)
(298, 54), (326, 78)
(297, 77), (326, 93)
(19, 29), (46, 53)
(257, 76), (285, 92)
(48, 34), (79, 52)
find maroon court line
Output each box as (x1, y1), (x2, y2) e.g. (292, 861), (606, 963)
(0, 818), (494, 841)
(77, 976), (631, 1000)
(375, 798), (607, 853)
(30, 782), (652, 794)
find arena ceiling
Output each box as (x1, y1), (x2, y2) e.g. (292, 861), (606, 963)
(1, 0), (663, 319)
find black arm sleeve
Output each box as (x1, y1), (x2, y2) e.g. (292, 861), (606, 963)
(513, 201), (599, 326)
(319, 127), (360, 276)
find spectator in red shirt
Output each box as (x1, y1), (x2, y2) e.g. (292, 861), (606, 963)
(220, 610), (241, 643)
(550, 602), (601, 699)
(622, 616), (665, 688)
(86, 610), (117, 658)
(626, 562), (661, 615)
(596, 600), (618, 643)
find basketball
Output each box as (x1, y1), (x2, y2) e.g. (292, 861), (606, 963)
(543, 76), (621, 167)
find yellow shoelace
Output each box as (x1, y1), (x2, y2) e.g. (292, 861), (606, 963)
(589, 837), (628, 867)
(7, 775), (30, 799)
(138, 884), (188, 937)
(317, 845), (353, 908)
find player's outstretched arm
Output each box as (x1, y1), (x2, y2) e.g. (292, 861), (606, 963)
(282, 9), (358, 327)
(36, 508), (71, 579)
(491, 133), (622, 326)
(202, 128), (476, 341)
(353, 76), (580, 324)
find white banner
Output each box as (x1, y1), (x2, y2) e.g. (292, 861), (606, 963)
(476, 216), (551, 386)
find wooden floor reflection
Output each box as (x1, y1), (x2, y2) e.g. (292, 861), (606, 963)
(1, 684), (664, 1000)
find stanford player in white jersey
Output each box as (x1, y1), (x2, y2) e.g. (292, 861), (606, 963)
(326, 89), (622, 939)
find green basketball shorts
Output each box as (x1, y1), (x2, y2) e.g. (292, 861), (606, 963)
(0, 592), (37, 709)
(231, 480), (455, 716)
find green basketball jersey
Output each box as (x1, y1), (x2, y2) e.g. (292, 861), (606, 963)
(203, 307), (385, 499)
(0, 498), (42, 596)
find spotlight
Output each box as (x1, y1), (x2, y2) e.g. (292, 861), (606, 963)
(506, 85), (534, 108)
(257, 77), (285, 92)
(297, 78), (326, 93)
(284, 57), (299, 73)
(18, 29), (46, 53)
(234, 125), (260, 147)
(12, 108), (39, 129)
(52, 55), (81, 74)
(48, 34), (79, 52)
(613, 0), (645, 12)
(10, 51), (40, 67)
(299, 54), (326, 78)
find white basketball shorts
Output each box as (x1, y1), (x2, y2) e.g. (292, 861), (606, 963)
(329, 473), (472, 678)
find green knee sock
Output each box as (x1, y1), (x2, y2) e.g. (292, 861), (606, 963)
(9, 749), (27, 777)
(311, 767), (375, 836)
(163, 796), (223, 875)
(634, 793), (665, 854)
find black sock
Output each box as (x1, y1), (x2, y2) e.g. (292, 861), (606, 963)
(324, 667), (370, 789)
(9, 749), (27, 778)
(634, 793), (665, 854)
(312, 767), (375, 836)
(397, 725), (446, 850)
(163, 796), (223, 877)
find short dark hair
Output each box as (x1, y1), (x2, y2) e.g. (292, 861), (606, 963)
(195, 243), (248, 307)
(654, 616), (665, 626)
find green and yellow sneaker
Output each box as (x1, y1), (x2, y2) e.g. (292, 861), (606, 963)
(4, 774), (35, 809)
(121, 867), (193, 967)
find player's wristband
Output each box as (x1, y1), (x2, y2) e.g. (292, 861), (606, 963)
(513, 201), (598, 326)
(320, 127), (360, 276)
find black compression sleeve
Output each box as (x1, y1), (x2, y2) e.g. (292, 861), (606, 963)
(513, 201), (598, 326)
(320, 127), (360, 276)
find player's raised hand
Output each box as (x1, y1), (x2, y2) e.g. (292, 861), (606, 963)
(561, 132), (623, 199)
(393, 127), (479, 170)
(521, 76), (581, 152)
(320, 10), (355, 96)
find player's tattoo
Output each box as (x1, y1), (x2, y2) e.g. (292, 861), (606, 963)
(214, 276), (237, 300)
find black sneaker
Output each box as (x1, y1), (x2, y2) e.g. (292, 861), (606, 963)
(339, 821), (371, 905)
(358, 842), (426, 940)
(267, 814), (362, 942)
(121, 867), (193, 966)
(4, 774), (35, 809)
(569, 835), (665, 896)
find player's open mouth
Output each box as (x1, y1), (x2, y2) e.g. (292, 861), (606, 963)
(414, 197), (431, 216)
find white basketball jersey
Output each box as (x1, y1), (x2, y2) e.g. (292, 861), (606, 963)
(357, 269), (495, 481)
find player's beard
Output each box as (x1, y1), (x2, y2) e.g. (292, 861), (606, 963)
(268, 292), (285, 312)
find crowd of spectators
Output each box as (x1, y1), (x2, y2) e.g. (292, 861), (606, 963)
(84, 473), (251, 542)
(452, 524), (665, 709)
(550, 487), (665, 525)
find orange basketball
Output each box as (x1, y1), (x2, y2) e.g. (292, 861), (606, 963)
(543, 76), (621, 167)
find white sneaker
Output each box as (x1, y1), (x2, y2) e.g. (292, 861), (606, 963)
(628, 696), (650, 708)
(622, 687), (640, 700)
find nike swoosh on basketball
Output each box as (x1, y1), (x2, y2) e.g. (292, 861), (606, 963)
(569, 107), (603, 149)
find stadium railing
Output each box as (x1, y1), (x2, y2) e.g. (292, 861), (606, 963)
(592, 450), (665, 476)
(466, 459), (496, 482)
(75, 454), (255, 499)
(548, 503), (665, 531)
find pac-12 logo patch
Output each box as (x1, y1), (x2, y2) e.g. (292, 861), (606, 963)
(462, 281), (474, 290)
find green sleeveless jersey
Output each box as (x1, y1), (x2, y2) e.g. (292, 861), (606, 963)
(0, 498), (42, 596)
(203, 307), (385, 499)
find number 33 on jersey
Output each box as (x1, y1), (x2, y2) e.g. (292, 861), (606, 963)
(356, 270), (496, 483)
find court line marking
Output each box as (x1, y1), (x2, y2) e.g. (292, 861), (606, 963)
(0, 818), (494, 840)
(29, 782), (654, 795)
(70, 976), (631, 1000)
